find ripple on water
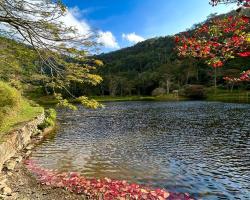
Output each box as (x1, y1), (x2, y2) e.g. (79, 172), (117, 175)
(31, 101), (250, 200)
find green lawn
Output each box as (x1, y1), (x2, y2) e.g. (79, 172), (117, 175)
(92, 94), (187, 102)
(206, 89), (250, 103)
(0, 99), (44, 136)
(27, 89), (250, 107)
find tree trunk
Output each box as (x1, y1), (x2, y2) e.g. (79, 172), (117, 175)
(166, 79), (170, 94)
(214, 68), (217, 92)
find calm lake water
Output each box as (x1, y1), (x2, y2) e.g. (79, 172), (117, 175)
(31, 101), (250, 199)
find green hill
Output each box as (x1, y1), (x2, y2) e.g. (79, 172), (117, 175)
(85, 12), (250, 97)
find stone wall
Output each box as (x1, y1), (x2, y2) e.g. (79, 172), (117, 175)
(0, 113), (45, 171)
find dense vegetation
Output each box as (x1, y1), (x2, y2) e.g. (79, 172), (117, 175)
(0, 12), (249, 102)
(88, 14), (249, 97)
(0, 81), (43, 135)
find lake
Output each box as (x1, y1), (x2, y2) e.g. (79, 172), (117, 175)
(30, 101), (250, 199)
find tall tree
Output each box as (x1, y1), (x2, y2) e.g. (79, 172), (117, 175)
(175, 14), (250, 88)
(209, 0), (250, 6)
(0, 0), (103, 108)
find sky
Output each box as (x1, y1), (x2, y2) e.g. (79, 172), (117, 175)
(62, 0), (236, 52)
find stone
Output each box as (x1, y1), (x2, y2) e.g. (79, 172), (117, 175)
(0, 179), (7, 190)
(6, 172), (12, 176)
(25, 144), (34, 150)
(5, 160), (16, 171)
(0, 112), (45, 171)
(0, 194), (6, 199)
(0, 183), (7, 190)
(38, 135), (43, 139)
(1, 186), (12, 196)
(34, 130), (42, 136)
(19, 197), (30, 200)
(25, 150), (32, 156)
(0, 178), (7, 186)
(14, 156), (23, 163)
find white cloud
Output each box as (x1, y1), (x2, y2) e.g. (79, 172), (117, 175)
(97, 31), (120, 49)
(62, 8), (91, 36)
(64, 7), (120, 49)
(68, 6), (90, 19)
(122, 33), (145, 43)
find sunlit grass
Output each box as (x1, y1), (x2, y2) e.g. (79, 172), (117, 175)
(206, 88), (250, 103)
(0, 99), (43, 137)
(0, 81), (44, 136)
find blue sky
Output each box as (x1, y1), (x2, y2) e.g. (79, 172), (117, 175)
(62, 0), (236, 52)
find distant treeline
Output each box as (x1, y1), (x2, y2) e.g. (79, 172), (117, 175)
(0, 12), (249, 98)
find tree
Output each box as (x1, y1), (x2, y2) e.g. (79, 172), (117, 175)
(0, 0), (103, 109)
(175, 14), (250, 88)
(209, 0), (250, 6)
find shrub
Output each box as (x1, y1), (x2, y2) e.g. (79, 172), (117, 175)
(151, 87), (166, 96)
(0, 81), (21, 107)
(38, 108), (57, 130)
(0, 81), (22, 127)
(182, 85), (206, 99)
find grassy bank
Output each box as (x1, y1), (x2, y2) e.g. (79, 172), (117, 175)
(30, 94), (187, 105)
(206, 89), (250, 103)
(26, 89), (250, 106)
(0, 82), (44, 136)
(93, 94), (188, 102)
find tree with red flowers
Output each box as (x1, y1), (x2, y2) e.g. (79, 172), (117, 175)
(175, 14), (250, 88)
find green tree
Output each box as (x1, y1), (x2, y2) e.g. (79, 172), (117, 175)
(0, 0), (103, 108)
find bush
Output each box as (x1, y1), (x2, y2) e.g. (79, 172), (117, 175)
(151, 87), (166, 96)
(38, 108), (57, 130)
(182, 85), (206, 99)
(0, 81), (21, 108)
(0, 81), (22, 127)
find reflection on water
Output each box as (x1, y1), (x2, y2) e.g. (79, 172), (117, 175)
(31, 101), (250, 199)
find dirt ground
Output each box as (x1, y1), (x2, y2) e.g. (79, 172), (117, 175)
(1, 161), (89, 200)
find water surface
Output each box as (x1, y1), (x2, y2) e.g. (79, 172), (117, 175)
(31, 101), (250, 199)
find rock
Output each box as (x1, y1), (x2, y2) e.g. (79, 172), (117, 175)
(1, 186), (12, 196)
(35, 130), (42, 136)
(25, 151), (32, 156)
(0, 178), (7, 185)
(0, 179), (7, 190)
(5, 160), (16, 171)
(0, 183), (6, 190)
(0, 194), (7, 199)
(25, 144), (34, 150)
(18, 197), (30, 200)
(14, 156), (23, 163)
(38, 135), (43, 139)
(6, 172), (12, 176)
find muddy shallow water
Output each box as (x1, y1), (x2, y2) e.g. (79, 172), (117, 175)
(31, 101), (250, 199)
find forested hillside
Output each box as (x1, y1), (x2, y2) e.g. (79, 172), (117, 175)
(85, 13), (250, 97)
(0, 12), (249, 99)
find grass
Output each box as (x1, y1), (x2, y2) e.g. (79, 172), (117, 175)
(0, 99), (44, 136)
(206, 88), (250, 103)
(26, 88), (250, 106)
(0, 81), (44, 137)
(91, 94), (188, 102)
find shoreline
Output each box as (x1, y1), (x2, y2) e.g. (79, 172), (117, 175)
(0, 113), (87, 200)
(0, 154), (87, 200)
(0, 122), (88, 200)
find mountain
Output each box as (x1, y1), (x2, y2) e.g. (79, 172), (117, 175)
(89, 33), (249, 97)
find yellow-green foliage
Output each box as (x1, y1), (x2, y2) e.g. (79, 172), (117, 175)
(0, 81), (43, 135)
(0, 81), (21, 127)
(38, 108), (57, 130)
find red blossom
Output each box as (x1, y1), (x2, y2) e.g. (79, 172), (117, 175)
(212, 60), (224, 68)
(238, 51), (250, 57)
(175, 15), (249, 71)
(223, 70), (250, 82)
